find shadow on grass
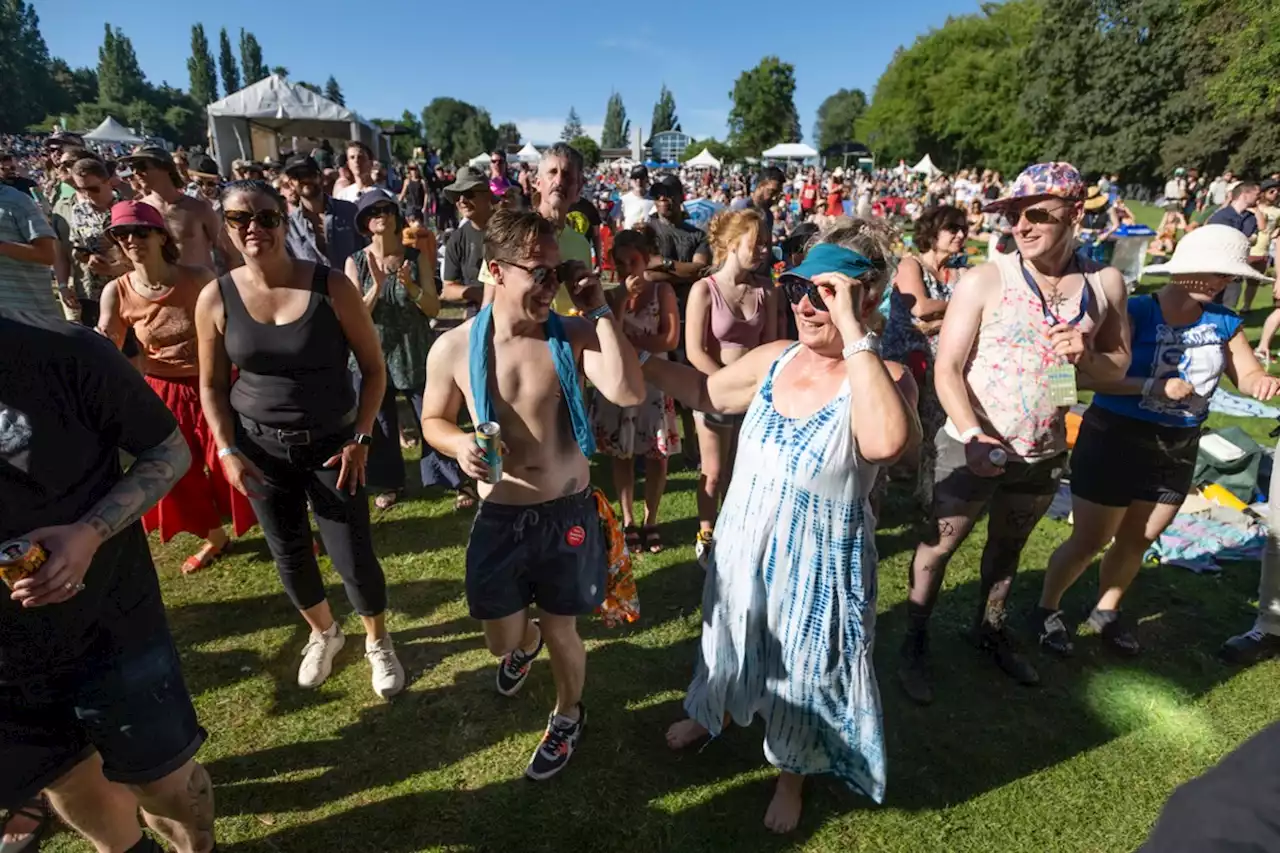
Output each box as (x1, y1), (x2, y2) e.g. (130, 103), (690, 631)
(197, 519), (1258, 851)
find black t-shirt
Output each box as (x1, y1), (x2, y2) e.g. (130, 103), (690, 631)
(648, 217), (710, 264)
(0, 311), (177, 683)
(1, 176), (39, 199)
(443, 221), (485, 290)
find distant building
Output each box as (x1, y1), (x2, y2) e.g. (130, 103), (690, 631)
(650, 131), (693, 164)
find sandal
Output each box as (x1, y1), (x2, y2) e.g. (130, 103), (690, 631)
(643, 526), (663, 554)
(624, 525), (642, 553)
(181, 539), (225, 575)
(1, 795), (51, 853)
(454, 482), (479, 511)
(374, 491), (399, 511)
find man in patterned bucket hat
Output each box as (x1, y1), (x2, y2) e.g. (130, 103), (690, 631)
(898, 162), (1132, 705)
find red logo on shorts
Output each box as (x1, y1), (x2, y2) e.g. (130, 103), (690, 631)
(565, 526), (586, 547)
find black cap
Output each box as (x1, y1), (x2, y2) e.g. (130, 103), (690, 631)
(652, 175), (684, 199)
(629, 165), (649, 180)
(284, 154), (320, 176)
(119, 146), (175, 168)
(1262, 178), (1280, 192)
(188, 154), (220, 179)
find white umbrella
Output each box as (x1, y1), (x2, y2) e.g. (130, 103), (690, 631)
(761, 142), (818, 160)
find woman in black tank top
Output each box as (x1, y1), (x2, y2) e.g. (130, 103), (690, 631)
(194, 179), (406, 699)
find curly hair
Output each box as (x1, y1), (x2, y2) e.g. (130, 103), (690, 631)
(807, 215), (899, 295)
(913, 205), (969, 252)
(707, 207), (765, 266)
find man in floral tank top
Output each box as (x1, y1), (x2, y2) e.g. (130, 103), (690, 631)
(898, 163), (1131, 704)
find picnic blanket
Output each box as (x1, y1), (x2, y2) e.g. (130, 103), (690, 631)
(1208, 388), (1280, 420)
(1144, 507), (1266, 574)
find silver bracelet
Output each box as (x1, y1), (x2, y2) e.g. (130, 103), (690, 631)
(584, 304), (613, 322)
(841, 331), (880, 360)
(216, 446), (240, 460)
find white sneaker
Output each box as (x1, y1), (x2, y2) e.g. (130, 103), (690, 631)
(366, 635), (405, 699)
(298, 623), (344, 688)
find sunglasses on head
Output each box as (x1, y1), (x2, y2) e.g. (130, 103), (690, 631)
(779, 274), (831, 313)
(223, 209), (284, 230)
(110, 224), (159, 241)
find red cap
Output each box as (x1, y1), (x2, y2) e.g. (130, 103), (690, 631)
(109, 200), (165, 231)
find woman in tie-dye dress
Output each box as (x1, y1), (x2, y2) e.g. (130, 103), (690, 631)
(641, 218), (919, 833)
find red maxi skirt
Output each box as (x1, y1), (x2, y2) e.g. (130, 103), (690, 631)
(143, 374), (256, 542)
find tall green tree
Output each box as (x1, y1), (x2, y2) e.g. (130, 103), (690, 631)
(47, 59), (98, 114)
(568, 136), (600, 168)
(561, 107), (584, 142)
(323, 76), (344, 106)
(601, 92), (630, 148)
(813, 88), (867, 152)
(727, 56), (801, 155)
(495, 122), (521, 148)
(651, 84), (678, 136)
(239, 29), (267, 84)
(97, 23), (146, 104)
(422, 97), (496, 164)
(0, 0), (57, 129)
(217, 27), (240, 96)
(187, 24), (217, 104)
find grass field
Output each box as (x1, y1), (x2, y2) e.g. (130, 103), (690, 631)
(40, 272), (1280, 853)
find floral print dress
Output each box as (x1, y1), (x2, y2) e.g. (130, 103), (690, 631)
(591, 289), (681, 459)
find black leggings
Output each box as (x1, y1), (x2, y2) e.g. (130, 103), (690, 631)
(237, 418), (387, 616)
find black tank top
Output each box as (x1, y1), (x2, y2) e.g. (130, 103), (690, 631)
(220, 262), (356, 429)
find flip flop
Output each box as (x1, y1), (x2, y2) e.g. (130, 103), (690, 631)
(624, 525), (642, 553)
(455, 482), (479, 511)
(1, 795), (51, 853)
(182, 540), (225, 575)
(643, 526), (663, 554)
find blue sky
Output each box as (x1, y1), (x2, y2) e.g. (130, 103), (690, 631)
(38, 0), (983, 145)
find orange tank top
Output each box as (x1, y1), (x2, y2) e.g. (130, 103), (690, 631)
(113, 269), (205, 377)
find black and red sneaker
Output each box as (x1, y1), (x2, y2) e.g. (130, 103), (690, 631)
(496, 625), (543, 697)
(525, 704), (586, 781)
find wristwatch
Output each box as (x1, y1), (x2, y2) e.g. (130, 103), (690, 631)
(661, 258), (675, 273)
(353, 433), (373, 447)
(841, 332), (881, 360)
(584, 304), (613, 321)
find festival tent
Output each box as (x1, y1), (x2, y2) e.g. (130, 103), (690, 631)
(207, 74), (385, 176)
(515, 142), (541, 164)
(912, 154), (941, 176)
(761, 143), (818, 160)
(685, 148), (722, 170)
(83, 116), (143, 145)
(468, 152), (491, 169)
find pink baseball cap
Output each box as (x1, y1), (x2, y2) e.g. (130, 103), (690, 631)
(108, 200), (166, 231)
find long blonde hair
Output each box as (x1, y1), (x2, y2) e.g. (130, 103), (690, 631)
(707, 208), (765, 266)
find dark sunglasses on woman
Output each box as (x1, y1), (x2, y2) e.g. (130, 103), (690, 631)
(368, 204), (398, 218)
(779, 274), (831, 313)
(224, 209), (284, 230)
(109, 225), (160, 241)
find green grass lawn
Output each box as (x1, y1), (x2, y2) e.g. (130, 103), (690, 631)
(41, 292), (1280, 853)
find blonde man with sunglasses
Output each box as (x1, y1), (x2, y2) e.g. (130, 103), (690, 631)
(897, 162), (1131, 705)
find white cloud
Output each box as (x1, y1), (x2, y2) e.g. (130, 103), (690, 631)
(505, 118), (606, 146)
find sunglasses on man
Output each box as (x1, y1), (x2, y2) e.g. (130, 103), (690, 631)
(496, 259), (579, 288)
(1009, 204), (1071, 226)
(224, 209), (284, 230)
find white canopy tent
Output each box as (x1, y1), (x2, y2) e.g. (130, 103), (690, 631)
(685, 148), (722, 170)
(468, 152), (490, 169)
(206, 75), (386, 176)
(912, 154), (940, 176)
(515, 142), (541, 165)
(761, 142), (818, 160)
(83, 116), (143, 145)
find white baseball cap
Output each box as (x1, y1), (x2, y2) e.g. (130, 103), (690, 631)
(1144, 224), (1271, 281)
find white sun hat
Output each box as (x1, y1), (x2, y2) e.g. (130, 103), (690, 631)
(1144, 224), (1272, 281)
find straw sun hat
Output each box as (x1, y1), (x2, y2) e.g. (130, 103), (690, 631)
(1144, 224), (1271, 281)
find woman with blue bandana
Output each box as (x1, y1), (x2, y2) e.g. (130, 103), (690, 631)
(646, 218), (920, 833)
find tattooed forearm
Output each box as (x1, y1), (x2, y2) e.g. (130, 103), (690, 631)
(82, 428), (191, 541)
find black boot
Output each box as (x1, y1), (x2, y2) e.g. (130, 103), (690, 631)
(898, 628), (934, 705)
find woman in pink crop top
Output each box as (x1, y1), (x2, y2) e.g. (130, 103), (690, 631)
(685, 208), (779, 566)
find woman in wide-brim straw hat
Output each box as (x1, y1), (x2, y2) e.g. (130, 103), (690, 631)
(1034, 224), (1280, 657)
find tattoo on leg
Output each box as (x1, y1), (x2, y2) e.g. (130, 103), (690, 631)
(937, 518), (957, 538)
(141, 762), (215, 853)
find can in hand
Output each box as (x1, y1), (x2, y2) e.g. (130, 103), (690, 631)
(0, 539), (48, 589)
(988, 447), (1008, 468)
(475, 422), (503, 485)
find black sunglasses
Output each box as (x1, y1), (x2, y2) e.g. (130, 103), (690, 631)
(497, 259), (577, 288)
(459, 188), (487, 200)
(224, 209), (284, 230)
(110, 224), (161, 241)
(367, 203), (398, 218)
(779, 274), (830, 312)
(1010, 205), (1069, 226)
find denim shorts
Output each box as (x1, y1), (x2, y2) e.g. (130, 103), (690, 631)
(0, 633), (206, 809)
(465, 489), (607, 620)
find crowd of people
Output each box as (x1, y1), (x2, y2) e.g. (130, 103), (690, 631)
(3, 126), (1280, 852)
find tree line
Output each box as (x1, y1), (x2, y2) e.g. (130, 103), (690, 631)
(856, 0), (1280, 184)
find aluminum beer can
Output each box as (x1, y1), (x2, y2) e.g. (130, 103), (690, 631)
(475, 422), (503, 484)
(0, 539), (47, 589)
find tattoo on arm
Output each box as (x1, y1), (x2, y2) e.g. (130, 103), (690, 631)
(82, 428), (191, 541)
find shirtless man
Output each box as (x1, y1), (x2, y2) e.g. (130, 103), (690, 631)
(898, 162), (1130, 705)
(119, 147), (240, 270)
(421, 209), (645, 780)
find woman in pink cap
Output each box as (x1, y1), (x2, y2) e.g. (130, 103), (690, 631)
(97, 200), (255, 572)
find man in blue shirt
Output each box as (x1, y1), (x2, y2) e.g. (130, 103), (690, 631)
(1207, 181), (1261, 308)
(283, 154), (365, 268)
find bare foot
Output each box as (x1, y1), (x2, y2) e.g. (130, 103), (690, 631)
(665, 718), (709, 750)
(764, 772), (804, 834)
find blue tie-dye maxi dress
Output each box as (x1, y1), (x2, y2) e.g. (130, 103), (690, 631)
(684, 344), (886, 802)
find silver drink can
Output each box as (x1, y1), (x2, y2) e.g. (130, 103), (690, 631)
(476, 422), (502, 484)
